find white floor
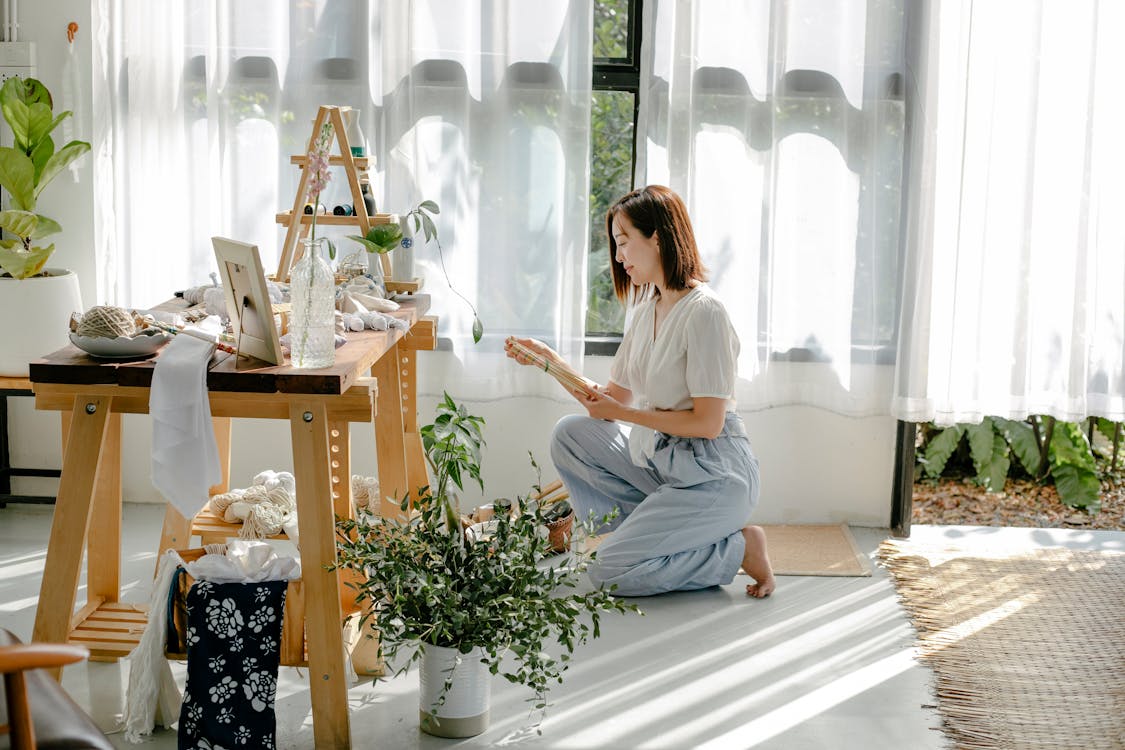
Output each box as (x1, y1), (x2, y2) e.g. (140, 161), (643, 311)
(15, 504), (1121, 749)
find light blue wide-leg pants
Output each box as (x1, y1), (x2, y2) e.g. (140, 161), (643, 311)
(550, 412), (759, 597)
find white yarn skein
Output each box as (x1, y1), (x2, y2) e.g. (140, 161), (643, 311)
(209, 470), (296, 539)
(351, 475), (380, 514)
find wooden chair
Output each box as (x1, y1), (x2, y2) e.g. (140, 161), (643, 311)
(0, 629), (112, 750)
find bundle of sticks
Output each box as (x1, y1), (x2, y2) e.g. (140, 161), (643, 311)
(505, 337), (598, 398)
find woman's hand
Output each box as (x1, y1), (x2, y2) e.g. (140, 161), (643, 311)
(504, 336), (559, 368)
(579, 386), (625, 421)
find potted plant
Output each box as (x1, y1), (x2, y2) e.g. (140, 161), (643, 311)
(334, 393), (638, 738)
(347, 200), (484, 343)
(0, 76), (91, 376)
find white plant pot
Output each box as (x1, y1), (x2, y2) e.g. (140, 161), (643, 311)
(392, 214), (416, 283)
(418, 643), (491, 738)
(0, 269), (83, 377)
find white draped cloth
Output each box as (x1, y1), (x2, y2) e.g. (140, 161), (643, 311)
(150, 331), (220, 519)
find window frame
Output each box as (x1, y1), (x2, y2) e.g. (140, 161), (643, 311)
(587, 0), (643, 356)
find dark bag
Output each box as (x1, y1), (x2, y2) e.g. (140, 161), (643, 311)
(176, 579), (287, 750)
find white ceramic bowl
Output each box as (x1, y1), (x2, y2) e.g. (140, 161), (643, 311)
(69, 330), (173, 359)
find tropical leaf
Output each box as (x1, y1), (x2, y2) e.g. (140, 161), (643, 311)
(31, 214), (61, 239)
(1094, 418), (1120, 444)
(472, 316), (484, 344)
(0, 146), (35, 210)
(0, 241), (53, 279)
(980, 433), (1011, 492)
(1050, 422), (1097, 472)
(419, 200), (439, 214)
(919, 425), (964, 478)
(35, 140), (91, 198)
(966, 419), (995, 470)
(24, 102), (54, 153)
(0, 209), (38, 238)
(993, 418), (1040, 475)
(1051, 463), (1101, 510)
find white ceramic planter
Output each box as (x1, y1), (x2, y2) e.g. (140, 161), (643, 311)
(392, 213), (416, 282)
(418, 643), (491, 738)
(0, 269), (83, 377)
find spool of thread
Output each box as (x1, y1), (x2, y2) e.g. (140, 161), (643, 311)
(303, 203), (326, 215)
(333, 204), (355, 216)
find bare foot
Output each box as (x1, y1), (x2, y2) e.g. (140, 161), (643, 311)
(740, 525), (775, 598)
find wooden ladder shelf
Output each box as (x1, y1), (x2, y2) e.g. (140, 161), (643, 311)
(276, 105), (422, 294)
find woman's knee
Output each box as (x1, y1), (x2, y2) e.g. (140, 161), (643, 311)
(550, 414), (595, 462)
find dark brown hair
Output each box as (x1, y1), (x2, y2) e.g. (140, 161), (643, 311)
(605, 185), (708, 303)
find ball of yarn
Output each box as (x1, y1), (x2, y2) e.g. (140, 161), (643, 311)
(77, 305), (136, 338)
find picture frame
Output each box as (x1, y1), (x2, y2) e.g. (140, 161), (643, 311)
(212, 237), (285, 366)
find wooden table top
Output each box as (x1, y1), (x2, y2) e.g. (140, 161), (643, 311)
(29, 295), (430, 395)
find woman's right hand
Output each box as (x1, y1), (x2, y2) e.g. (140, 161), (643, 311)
(504, 336), (559, 368)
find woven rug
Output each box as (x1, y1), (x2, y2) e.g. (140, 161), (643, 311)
(762, 524), (871, 576)
(579, 524), (871, 577)
(879, 540), (1125, 749)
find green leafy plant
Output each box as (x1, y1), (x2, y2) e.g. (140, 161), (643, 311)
(347, 200), (484, 343)
(917, 416), (1108, 510)
(0, 77), (91, 279)
(334, 393), (639, 728)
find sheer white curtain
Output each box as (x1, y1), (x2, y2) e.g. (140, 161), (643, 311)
(894, 0), (1125, 425)
(91, 0), (592, 400)
(636, 0), (906, 416)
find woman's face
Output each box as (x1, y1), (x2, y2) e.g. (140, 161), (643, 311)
(612, 212), (662, 288)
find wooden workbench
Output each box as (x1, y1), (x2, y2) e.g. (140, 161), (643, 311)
(27, 295), (436, 749)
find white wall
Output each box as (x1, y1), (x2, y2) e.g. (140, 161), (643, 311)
(6, 2), (898, 528)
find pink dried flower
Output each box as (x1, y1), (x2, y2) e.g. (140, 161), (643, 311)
(307, 122), (334, 240)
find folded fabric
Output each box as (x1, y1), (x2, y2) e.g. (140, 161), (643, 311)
(185, 539), (302, 584)
(150, 328), (221, 519)
(123, 551), (185, 743)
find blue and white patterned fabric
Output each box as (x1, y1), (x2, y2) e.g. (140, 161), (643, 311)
(177, 579), (287, 749)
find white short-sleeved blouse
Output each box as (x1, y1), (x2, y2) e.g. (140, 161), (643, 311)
(608, 284), (740, 465)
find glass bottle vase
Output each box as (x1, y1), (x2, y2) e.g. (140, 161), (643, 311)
(289, 237), (336, 368)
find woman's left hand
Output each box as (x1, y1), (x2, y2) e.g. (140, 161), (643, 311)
(579, 386), (624, 422)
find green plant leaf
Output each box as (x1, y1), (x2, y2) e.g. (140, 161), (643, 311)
(24, 102), (55, 153)
(347, 235), (389, 254)
(1049, 422), (1097, 472)
(0, 146), (36, 210)
(31, 214), (62, 239)
(919, 425), (964, 478)
(1051, 463), (1101, 510)
(422, 214), (438, 244)
(0, 241), (53, 279)
(29, 132), (54, 182)
(35, 140), (91, 198)
(0, 77), (50, 151)
(419, 200), (440, 214)
(0, 209), (38, 238)
(981, 433), (1010, 492)
(966, 419), (994, 471)
(472, 316), (483, 344)
(1095, 418), (1120, 444)
(994, 418), (1040, 475)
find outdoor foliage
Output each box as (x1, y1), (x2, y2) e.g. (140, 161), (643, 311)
(333, 393), (639, 724)
(587, 0), (635, 336)
(917, 416), (1122, 511)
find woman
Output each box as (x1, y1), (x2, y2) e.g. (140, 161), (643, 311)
(505, 185), (773, 598)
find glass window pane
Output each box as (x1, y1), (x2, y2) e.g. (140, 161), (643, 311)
(587, 89), (634, 335)
(594, 0), (630, 60)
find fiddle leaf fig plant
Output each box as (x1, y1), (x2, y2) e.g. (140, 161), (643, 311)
(0, 76), (91, 279)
